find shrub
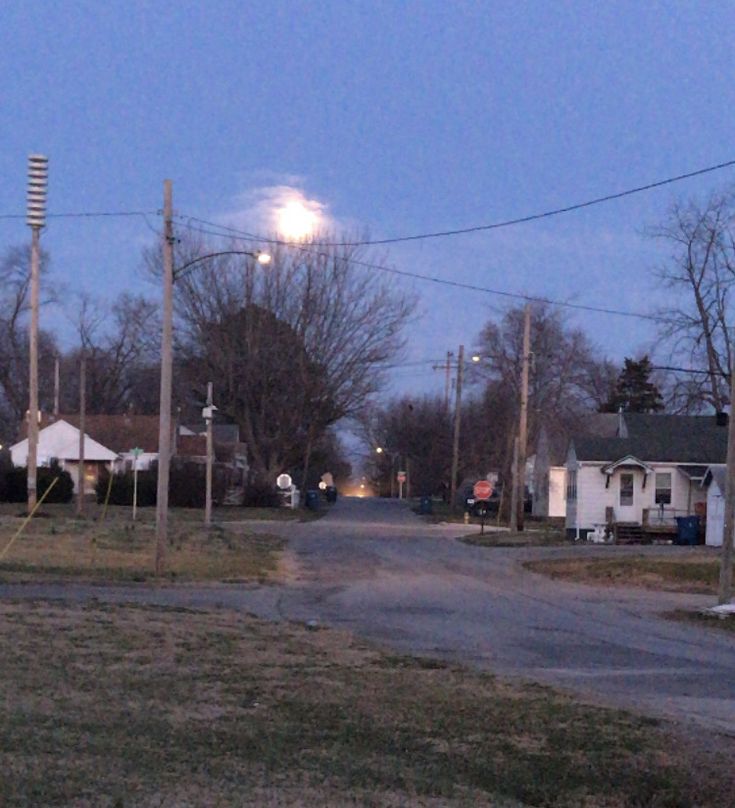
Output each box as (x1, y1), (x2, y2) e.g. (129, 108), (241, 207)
(1, 460), (74, 504)
(96, 467), (157, 507)
(242, 477), (280, 508)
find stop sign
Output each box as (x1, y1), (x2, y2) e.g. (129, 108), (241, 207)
(473, 480), (493, 501)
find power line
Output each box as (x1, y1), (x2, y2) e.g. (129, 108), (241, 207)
(181, 157), (735, 248)
(0, 210), (159, 221)
(174, 217), (681, 326)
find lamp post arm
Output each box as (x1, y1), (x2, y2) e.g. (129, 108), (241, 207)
(174, 250), (268, 281)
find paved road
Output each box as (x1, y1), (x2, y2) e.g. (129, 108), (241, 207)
(3, 496), (735, 736)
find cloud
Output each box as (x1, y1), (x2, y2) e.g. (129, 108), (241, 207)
(218, 183), (334, 239)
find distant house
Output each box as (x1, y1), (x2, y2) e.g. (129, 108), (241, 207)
(11, 414), (249, 501)
(532, 414), (620, 519)
(565, 413), (727, 541)
(9, 419), (118, 493)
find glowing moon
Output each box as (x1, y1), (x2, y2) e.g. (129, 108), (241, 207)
(276, 199), (318, 240)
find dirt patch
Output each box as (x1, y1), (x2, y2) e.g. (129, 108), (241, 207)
(0, 600), (731, 807)
(525, 551), (722, 594)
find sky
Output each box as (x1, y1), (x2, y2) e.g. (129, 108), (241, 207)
(2, 0), (735, 401)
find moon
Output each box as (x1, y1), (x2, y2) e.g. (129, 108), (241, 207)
(276, 199), (318, 240)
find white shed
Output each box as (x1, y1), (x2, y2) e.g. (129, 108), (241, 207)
(704, 466), (727, 547)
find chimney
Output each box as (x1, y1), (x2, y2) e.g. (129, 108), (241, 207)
(716, 411), (729, 427)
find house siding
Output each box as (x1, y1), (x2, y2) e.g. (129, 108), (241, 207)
(567, 461), (706, 534)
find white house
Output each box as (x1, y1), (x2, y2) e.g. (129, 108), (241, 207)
(10, 419), (119, 493)
(565, 414), (726, 541)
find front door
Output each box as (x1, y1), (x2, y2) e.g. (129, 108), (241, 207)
(618, 472), (636, 521)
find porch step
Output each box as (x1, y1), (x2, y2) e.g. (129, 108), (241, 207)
(614, 522), (648, 545)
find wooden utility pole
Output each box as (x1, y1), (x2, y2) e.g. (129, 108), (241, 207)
(718, 357), (735, 604)
(53, 355), (60, 418)
(516, 304), (531, 531)
(449, 344), (465, 512)
(76, 355), (86, 516)
(509, 437), (520, 531)
(205, 381), (213, 528)
(444, 351), (453, 409)
(26, 154), (47, 513)
(155, 180), (174, 577)
(27, 225), (41, 512)
(509, 305), (531, 531)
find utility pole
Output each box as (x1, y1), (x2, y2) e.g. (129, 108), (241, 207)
(509, 437), (520, 531)
(516, 304), (531, 531)
(718, 356), (735, 604)
(53, 354), (60, 419)
(204, 381), (214, 528)
(26, 154), (48, 513)
(449, 344), (465, 512)
(155, 179), (174, 577)
(76, 355), (86, 516)
(444, 351), (453, 409)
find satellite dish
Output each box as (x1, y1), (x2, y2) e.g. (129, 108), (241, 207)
(277, 473), (293, 490)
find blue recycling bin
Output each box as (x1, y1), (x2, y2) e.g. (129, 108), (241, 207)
(675, 515), (700, 545)
(305, 490), (320, 511)
(419, 496), (433, 515)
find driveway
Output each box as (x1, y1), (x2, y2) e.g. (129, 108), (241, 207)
(2, 496), (734, 736)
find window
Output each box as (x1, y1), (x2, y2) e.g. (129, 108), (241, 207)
(655, 472), (672, 505)
(620, 473), (634, 506)
(566, 470), (577, 501)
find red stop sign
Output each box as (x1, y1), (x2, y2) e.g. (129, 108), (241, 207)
(473, 480), (493, 501)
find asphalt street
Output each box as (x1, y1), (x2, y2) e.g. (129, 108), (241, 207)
(2, 496), (735, 736)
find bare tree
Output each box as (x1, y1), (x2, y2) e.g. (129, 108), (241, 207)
(60, 292), (161, 414)
(152, 232), (415, 482)
(651, 191), (735, 412)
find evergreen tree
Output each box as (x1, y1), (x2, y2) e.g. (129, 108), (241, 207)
(601, 356), (664, 413)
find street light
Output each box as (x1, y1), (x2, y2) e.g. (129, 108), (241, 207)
(155, 179), (271, 575)
(26, 154), (48, 512)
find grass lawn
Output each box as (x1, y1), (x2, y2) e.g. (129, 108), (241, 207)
(525, 550), (724, 594)
(0, 600), (731, 807)
(461, 528), (571, 548)
(0, 504), (284, 583)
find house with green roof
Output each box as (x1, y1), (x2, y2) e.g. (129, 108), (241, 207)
(565, 413), (728, 542)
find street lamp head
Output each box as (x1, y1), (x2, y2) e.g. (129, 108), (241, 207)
(471, 354), (481, 363)
(256, 251), (272, 265)
(375, 446), (384, 454)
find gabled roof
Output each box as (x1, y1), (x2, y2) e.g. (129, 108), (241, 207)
(572, 414), (728, 464)
(11, 419), (118, 462)
(601, 455), (654, 475)
(50, 414), (162, 454)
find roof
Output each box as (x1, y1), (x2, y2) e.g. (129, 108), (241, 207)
(572, 414), (728, 464)
(51, 414), (162, 454)
(703, 465), (727, 492)
(10, 419), (118, 462)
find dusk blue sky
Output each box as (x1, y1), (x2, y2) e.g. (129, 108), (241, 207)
(2, 1), (735, 398)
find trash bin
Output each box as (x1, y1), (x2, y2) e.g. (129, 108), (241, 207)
(419, 496), (433, 515)
(325, 486), (337, 504)
(305, 490), (320, 511)
(675, 515), (700, 545)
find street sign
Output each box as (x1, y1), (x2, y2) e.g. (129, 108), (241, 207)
(397, 471), (407, 483)
(277, 473), (293, 490)
(473, 480), (493, 501)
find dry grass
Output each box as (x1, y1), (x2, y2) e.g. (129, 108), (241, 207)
(525, 550), (724, 594)
(461, 528), (571, 548)
(0, 507), (283, 583)
(0, 600), (731, 807)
